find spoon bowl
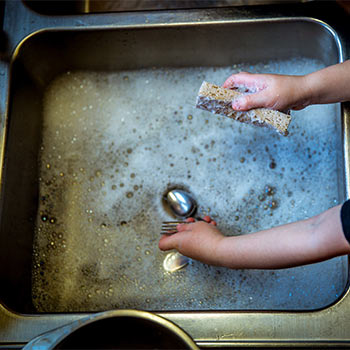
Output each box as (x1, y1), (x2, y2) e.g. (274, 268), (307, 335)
(165, 189), (197, 218)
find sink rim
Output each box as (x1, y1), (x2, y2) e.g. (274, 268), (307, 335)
(1, 10), (350, 347)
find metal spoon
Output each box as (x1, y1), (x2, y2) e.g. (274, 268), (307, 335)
(163, 189), (199, 272)
(163, 251), (190, 273)
(165, 189), (197, 218)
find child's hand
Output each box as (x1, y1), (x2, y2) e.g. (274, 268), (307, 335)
(223, 72), (311, 112)
(158, 216), (226, 266)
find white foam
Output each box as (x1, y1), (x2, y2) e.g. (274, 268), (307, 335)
(32, 59), (347, 312)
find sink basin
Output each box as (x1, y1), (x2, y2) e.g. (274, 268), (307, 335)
(1, 17), (347, 315)
(2, 9), (350, 346)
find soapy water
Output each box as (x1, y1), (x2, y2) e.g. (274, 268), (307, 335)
(32, 59), (347, 312)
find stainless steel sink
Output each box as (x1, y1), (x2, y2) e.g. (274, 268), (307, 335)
(1, 1), (350, 348)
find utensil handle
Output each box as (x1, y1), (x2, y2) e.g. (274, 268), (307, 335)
(192, 216), (205, 222)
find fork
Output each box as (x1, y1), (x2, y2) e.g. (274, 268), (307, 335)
(161, 217), (204, 235)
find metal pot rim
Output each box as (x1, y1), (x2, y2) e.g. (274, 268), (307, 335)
(23, 309), (199, 349)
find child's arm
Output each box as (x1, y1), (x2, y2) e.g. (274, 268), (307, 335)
(158, 205), (350, 269)
(159, 62), (350, 269)
(223, 60), (350, 112)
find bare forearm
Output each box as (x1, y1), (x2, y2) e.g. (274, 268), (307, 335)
(217, 205), (350, 269)
(305, 60), (350, 105)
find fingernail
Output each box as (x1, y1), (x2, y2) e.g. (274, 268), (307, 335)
(232, 98), (244, 110)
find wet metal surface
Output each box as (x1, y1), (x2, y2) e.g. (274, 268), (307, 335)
(1, 1), (350, 348)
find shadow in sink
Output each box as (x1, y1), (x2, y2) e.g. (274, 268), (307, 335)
(0, 19), (347, 314)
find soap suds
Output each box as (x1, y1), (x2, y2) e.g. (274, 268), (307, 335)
(32, 59), (347, 312)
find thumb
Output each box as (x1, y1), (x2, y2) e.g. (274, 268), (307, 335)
(159, 233), (180, 251)
(232, 91), (270, 111)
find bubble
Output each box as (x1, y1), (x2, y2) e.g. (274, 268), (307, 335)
(264, 185), (274, 196)
(267, 200), (278, 210)
(269, 160), (277, 169)
(126, 192), (133, 198)
(258, 194), (265, 202)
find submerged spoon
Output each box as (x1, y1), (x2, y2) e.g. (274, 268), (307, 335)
(165, 189), (197, 218)
(163, 251), (190, 273)
(163, 189), (200, 272)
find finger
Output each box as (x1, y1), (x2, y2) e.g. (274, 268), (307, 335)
(232, 90), (270, 111)
(186, 217), (195, 223)
(177, 223), (192, 232)
(210, 220), (217, 226)
(203, 215), (212, 223)
(223, 72), (251, 88)
(159, 234), (179, 251)
(291, 103), (307, 111)
(223, 72), (265, 90)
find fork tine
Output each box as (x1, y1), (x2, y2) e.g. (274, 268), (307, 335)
(160, 217), (206, 234)
(161, 220), (190, 235)
(162, 221), (186, 224)
(161, 228), (177, 232)
(160, 230), (178, 235)
(160, 231), (177, 235)
(161, 226), (178, 232)
(161, 223), (179, 235)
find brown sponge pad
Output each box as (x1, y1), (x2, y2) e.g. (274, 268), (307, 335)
(196, 81), (291, 136)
